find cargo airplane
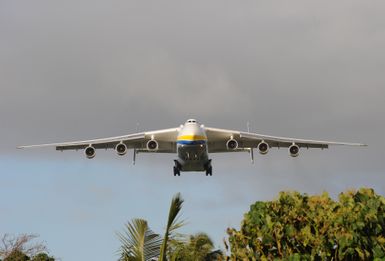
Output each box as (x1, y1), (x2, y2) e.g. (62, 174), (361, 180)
(18, 119), (366, 176)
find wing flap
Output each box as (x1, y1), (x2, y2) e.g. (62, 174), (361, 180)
(205, 127), (366, 153)
(240, 132), (366, 147)
(19, 133), (146, 150)
(18, 127), (180, 153)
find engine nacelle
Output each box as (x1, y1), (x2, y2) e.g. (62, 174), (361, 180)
(147, 140), (159, 151)
(115, 143), (127, 156)
(226, 139), (238, 150)
(258, 141), (269, 155)
(85, 146), (96, 159)
(288, 144), (300, 157)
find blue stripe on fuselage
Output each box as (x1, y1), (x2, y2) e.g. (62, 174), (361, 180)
(176, 140), (206, 145)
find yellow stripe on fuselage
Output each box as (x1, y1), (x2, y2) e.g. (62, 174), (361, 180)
(177, 135), (207, 141)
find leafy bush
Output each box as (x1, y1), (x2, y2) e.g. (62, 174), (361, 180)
(227, 188), (385, 260)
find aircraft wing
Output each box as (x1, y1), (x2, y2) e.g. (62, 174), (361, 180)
(205, 127), (367, 153)
(17, 128), (179, 153)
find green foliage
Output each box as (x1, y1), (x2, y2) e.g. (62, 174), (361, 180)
(4, 250), (30, 261)
(0, 235), (54, 261)
(228, 188), (385, 260)
(159, 193), (184, 261)
(31, 253), (54, 261)
(118, 193), (185, 261)
(2, 250), (54, 261)
(117, 219), (162, 261)
(169, 233), (224, 261)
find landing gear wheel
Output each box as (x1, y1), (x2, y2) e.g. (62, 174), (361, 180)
(173, 166), (180, 176)
(205, 166), (212, 176)
(204, 159), (212, 176)
(173, 160), (181, 177)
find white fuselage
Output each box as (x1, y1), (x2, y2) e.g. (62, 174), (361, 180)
(176, 121), (209, 171)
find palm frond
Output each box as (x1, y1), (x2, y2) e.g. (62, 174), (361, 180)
(117, 218), (162, 261)
(159, 193), (184, 261)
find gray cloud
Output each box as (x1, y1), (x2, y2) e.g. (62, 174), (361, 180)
(1, 0), (385, 260)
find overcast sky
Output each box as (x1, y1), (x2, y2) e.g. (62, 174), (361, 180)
(1, 0), (385, 260)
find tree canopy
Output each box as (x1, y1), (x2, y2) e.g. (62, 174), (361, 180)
(227, 188), (385, 260)
(0, 234), (55, 261)
(117, 218), (162, 261)
(117, 193), (185, 261)
(117, 193), (224, 261)
(169, 232), (223, 261)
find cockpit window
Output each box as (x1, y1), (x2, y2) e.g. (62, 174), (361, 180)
(187, 119), (197, 123)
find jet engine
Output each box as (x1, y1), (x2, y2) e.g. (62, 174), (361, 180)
(258, 141), (269, 155)
(85, 146), (96, 159)
(115, 142), (127, 156)
(147, 140), (159, 151)
(226, 139), (238, 150)
(288, 144), (300, 157)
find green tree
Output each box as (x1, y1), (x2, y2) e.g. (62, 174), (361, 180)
(169, 232), (224, 261)
(31, 253), (55, 261)
(118, 193), (184, 261)
(117, 219), (162, 261)
(227, 188), (385, 260)
(0, 235), (54, 261)
(4, 250), (29, 261)
(158, 193), (184, 261)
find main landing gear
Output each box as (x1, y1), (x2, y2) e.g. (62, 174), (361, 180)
(205, 160), (213, 176)
(173, 166), (181, 176)
(205, 166), (213, 176)
(173, 160), (181, 176)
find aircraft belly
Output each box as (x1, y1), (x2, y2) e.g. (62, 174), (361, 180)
(177, 144), (209, 171)
(180, 161), (206, 171)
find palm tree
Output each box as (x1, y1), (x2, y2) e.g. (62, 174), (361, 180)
(169, 233), (224, 261)
(117, 219), (162, 261)
(189, 233), (222, 261)
(158, 193), (184, 261)
(117, 193), (184, 261)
